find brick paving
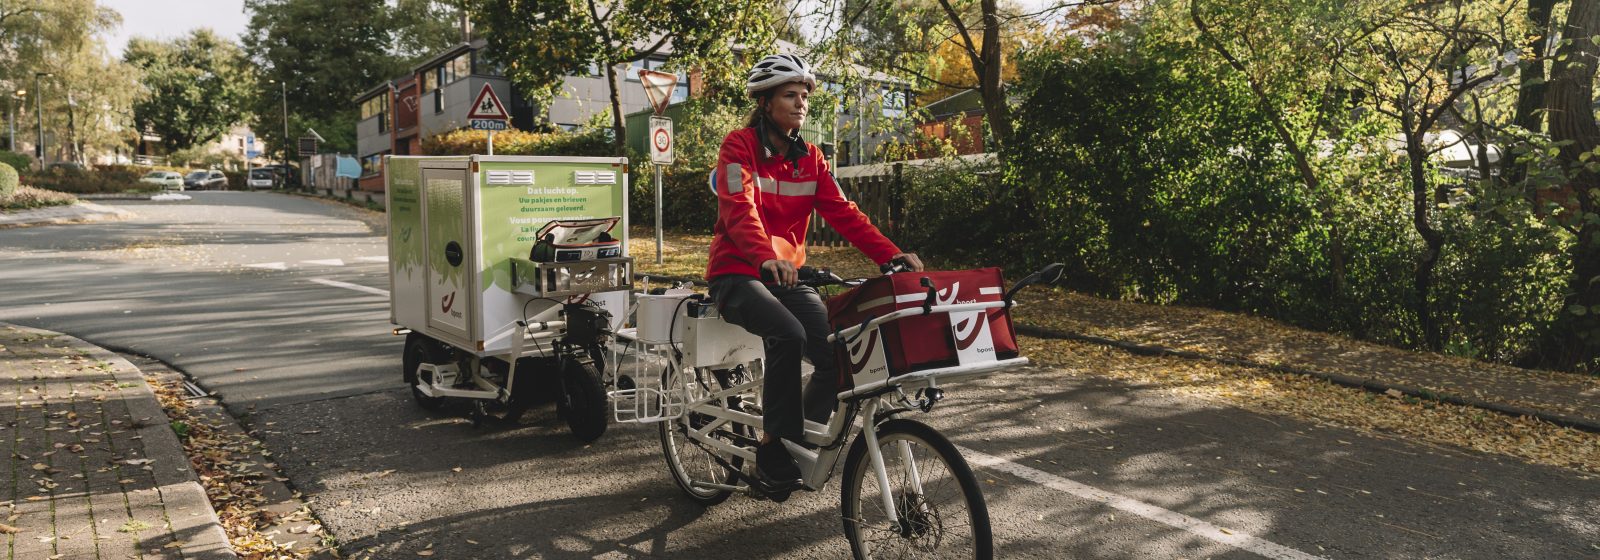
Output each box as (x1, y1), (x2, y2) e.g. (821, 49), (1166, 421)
(1, 323), (232, 559)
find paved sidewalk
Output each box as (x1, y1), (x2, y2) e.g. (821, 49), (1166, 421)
(1, 323), (233, 559)
(0, 202), (133, 228)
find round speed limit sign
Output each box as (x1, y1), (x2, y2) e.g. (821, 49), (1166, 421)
(649, 116), (673, 165)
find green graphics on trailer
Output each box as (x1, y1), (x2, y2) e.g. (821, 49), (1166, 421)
(476, 159), (628, 353)
(386, 156), (469, 336)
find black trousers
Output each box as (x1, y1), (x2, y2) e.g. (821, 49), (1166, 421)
(709, 274), (840, 442)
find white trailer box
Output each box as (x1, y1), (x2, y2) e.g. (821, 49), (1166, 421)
(386, 155), (631, 355)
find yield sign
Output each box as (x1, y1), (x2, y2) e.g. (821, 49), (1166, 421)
(467, 83), (509, 121)
(638, 69), (678, 115)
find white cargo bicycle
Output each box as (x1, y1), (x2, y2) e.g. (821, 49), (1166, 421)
(610, 260), (1064, 559)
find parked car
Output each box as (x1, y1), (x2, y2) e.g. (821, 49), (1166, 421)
(184, 169), (228, 190)
(247, 168), (277, 190)
(139, 171), (184, 190)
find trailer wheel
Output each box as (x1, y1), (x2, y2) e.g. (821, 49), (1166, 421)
(403, 332), (449, 411)
(559, 358), (608, 442)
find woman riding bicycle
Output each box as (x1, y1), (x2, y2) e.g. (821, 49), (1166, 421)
(707, 53), (923, 493)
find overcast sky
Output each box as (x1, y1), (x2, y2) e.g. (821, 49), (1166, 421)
(101, 0), (250, 57)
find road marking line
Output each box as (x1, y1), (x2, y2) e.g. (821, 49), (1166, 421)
(957, 445), (1329, 560)
(303, 258), (346, 266)
(309, 278), (389, 298)
(244, 262), (287, 271)
(356, 256), (388, 263)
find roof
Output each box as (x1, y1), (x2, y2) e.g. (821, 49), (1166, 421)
(410, 38), (488, 74)
(353, 82), (392, 103)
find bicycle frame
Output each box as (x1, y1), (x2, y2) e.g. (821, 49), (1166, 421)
(614, 297), (1030, 520)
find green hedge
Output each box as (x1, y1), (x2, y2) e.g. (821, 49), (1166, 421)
(0, 151), (29, 174)
(26, 164), (160, 194)
(0, 162), (15, 199)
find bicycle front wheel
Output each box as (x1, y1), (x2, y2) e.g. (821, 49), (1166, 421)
(841, 419), (992, 560)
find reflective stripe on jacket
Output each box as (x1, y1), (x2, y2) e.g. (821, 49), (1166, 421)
(706, 127), (900, 281)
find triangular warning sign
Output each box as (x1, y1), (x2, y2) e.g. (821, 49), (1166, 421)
(467, 84), (508, 120)
(638, 69), (678, 115)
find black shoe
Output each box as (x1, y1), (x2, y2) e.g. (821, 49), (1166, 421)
(801, 374), (839, 425)
(755, 440), (804, 494)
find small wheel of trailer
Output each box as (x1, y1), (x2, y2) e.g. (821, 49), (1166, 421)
(559, 357), (608, 442)
(403, 332), (449, 411)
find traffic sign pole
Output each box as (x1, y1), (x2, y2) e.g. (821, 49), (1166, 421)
(488, 130), (494, 156)
(654, 164), (663, 264)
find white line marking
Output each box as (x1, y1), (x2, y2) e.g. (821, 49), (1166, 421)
(356, 256), (388, 263)
(957, 445), (1329, 560)
(309, 278), (390, 297)
(303, 258), (346, 266)
(244, 262), (287, 271)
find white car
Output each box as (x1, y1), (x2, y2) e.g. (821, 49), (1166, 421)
(247, 168), (277, 190)
(139, 171), (184, 190)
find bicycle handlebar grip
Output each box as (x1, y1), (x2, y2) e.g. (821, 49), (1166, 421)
(879, 256), (912, 275)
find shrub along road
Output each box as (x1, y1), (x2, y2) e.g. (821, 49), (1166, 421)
(0, 192), (1593, 558)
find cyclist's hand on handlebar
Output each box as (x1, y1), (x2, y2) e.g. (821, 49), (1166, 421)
(761, 259), (798, 287)
(889, 253), (924, 272)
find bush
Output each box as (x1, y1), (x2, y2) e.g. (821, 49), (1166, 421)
(0, 161), (15, 199)
(421, 128), (612, 157)
(25, 164), (156, 194)
(0, 151), (30, 174)
(0, 185), (77, 210)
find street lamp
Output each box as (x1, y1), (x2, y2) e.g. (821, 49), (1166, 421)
(34, 72), (50, 161)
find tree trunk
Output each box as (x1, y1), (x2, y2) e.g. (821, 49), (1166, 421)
(1545, 0), (1600, 369)
(1508, 0), (1558, 190)
(978, 0), (1011, 152)
(605, 61), (626, 155)
(1407, 138), (1445, 351)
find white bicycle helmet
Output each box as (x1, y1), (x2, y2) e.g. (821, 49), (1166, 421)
(745, 53), (817, 96)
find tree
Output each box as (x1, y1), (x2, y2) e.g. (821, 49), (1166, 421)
(1188, 0), (1371, 304)
(243, 0), (409, 159)
(1545, 0), (1600, 369)
(0, 0), (132, 162)
(124, 30), (253, 154)
(389, 0), (469, 63)
(473, 0), (779, 154)
(1336, 0), (1518, 351)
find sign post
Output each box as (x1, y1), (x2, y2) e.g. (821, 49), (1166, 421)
(467, 83), (510, 155)
(639, 69), (678, 264)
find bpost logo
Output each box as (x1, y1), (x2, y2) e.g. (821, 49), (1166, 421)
(953, 313), (991, 352)
(441, 291), (456, 315)
(846, 329), (888, 379)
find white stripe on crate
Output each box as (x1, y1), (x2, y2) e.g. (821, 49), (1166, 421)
(958, 445), (1330, 560)
(356, 256), (388, 263)
(309, 278), (389, 297)
(244, 262), (286, 271)
(856, 296), (894, 312)
(303, 258), (346, 267)
(979, 287), (1001, 295)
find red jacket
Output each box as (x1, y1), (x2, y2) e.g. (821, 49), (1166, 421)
(706, 127), (900, 281)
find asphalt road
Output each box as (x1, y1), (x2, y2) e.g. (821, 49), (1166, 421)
(0, 192), (1595, 559)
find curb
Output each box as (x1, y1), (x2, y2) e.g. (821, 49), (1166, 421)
(0, 201), (134, 228)
(3, 323), (237, 558)
(1013, 324), (1600, 435)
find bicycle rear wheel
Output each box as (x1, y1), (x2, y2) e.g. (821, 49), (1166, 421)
(841, 418), (992, 559)
(659, 367), (747, 506)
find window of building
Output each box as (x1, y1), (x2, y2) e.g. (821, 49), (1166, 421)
(626, 58), (688, 102)
(361, 94), (389, 133)
(880, 88), (907, 118)
(361, 153), (385, 177)
(472, 51), (504, 76)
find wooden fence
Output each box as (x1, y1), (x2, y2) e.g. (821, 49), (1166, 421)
(809, 163), (902, 247)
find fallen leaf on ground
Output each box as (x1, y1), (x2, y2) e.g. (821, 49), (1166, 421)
(0, 523), (19, 534)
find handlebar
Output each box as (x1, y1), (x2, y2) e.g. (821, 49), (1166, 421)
(760, 265), (847, 288)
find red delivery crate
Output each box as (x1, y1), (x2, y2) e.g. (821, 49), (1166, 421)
(825, 267), (1018, 387)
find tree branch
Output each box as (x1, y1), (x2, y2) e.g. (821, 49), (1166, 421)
(935, 0), (984, 77)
